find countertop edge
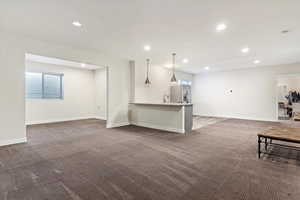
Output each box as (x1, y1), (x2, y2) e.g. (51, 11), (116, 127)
(129, 102), (193, 106)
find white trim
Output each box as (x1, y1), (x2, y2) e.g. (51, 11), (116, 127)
(275, 81), (279, 121)
(131, 122), (185, 134)
(26, 116), (98, 125)
(106, 66), (110, 126)
(193, 113), (278, 122)
(182, 106), (185, 133)
(107, 122), (130, 128)
(0, 137), (27, 147)
(95, 116), (107, 120)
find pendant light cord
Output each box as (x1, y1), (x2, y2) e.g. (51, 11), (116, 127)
(146, 59), (150, 77)
(170, 53), (177, 83)
(172, 53), (176, 74)
(145, 58), (151, 85)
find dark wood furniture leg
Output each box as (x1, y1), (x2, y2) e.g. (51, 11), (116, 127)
(258, 136), (261, 159)
(265, 137), (268, 151)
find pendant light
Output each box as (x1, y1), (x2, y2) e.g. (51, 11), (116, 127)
(170, 53), (177, 83)
(145, 58), (151, 85)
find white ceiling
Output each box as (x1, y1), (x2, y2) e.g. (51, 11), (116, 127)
(26, 54), (103, 70)
(1, 0), (300, 74)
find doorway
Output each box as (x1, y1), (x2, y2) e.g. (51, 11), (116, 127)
(277, 74), (300, 122)
(24, 54), (108, 128)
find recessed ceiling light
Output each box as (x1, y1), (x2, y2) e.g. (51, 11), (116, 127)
(144, 45), (151, 51)
(182, 58), (189, 63)
(241, 47), (250, 53)
(254, 60), (261, 64)
(81, 63), (86, 67)
(204, 66), (210, 70)
(216, 23), (227, 31)
(72, 21), (82, 27)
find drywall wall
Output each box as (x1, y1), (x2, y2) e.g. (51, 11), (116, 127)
(0, 31), (130, 146)
(0, 33), (26, 146)
(192, 63), (300, 121)
(107, 61), (130, 127)
(134, 61), (193, 103)
(277, 75), (300, 91)
(95, 68), (107, 120)
(25, 61), (97, 124)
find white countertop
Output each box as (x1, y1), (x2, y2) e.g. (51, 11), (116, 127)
(130, 102), (193, 106)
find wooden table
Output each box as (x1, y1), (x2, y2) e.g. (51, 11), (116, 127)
(257, 127), (300, 158)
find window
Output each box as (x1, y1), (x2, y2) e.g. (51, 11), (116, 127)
(26, 72), (64, 99)
(178, 80), (192, 86)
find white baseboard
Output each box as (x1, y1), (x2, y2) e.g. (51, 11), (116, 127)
(130, 121), (185, 134)
(95, 116), (107, 120)
(26, 116), (98, 125)
(193, 113), (278, 122)
(0, 137), (27, 147)
(107, 121), (130, 128)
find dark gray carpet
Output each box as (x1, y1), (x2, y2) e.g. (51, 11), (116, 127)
(0, 118), (300, 200)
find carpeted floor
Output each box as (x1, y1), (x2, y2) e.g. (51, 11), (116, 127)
(0, 118), (300, 200)
(192, 116), (227, 130)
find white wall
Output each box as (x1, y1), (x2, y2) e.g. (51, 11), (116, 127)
(134, 61), (193, 103)
(25, 61), (97, 124)
(192, 63), (300, 121)
(0, 31), (130, 146)
(0, 33), (26, 146)
(277, 75), (300, 91)
(95, 68), (107, 120)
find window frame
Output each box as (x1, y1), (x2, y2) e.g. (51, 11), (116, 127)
(26, 72), (64, 100)
(178, 79), (192, 86)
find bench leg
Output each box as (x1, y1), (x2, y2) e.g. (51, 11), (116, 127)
(258, 136), (261, 159)
(265, 138), (268, 151)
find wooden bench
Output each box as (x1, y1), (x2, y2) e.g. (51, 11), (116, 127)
(257, 127), (300, 158)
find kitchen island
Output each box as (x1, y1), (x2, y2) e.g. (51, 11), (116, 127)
(129, 102), (193, 134)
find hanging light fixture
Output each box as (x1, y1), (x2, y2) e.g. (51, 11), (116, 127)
(145, 58), (151, 85)
(170, 53), (177, 83)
